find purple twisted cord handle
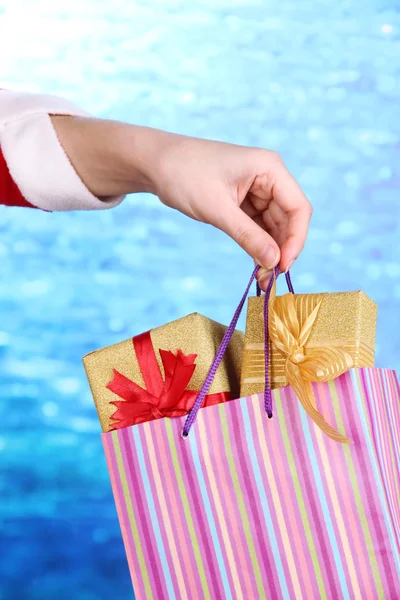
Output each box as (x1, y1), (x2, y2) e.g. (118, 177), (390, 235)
(264, 270), (294, 415)
(264, 266), (278, 417)
(257, 271), (292, 295)
(182, 266), (295, 438)
(285, 270), (294, 294)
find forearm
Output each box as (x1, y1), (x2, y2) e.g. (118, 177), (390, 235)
(50, 116), (174, 198)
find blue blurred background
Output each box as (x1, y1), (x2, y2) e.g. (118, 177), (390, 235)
(0, 1), (399, 598)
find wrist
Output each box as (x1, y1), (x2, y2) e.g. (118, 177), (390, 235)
(115, 123), (174, 197)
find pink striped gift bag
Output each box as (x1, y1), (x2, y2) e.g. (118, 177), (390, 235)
(98, 269), (400, 599)
(104, 368), (400, 599)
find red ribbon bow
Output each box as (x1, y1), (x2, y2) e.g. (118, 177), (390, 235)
(107, 331), (230, 429)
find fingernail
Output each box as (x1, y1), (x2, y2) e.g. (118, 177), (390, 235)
(258, 246), (279, 269)
(257, 269), (273, 292)
(257, 267), (273, 282)
(285, 259), (295, 273)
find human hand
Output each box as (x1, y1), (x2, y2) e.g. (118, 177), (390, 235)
(150, 134), (312, 289)
(51, 117), (312, 289)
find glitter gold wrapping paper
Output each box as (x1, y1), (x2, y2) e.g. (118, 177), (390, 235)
(240, 291), (377, 397)
(83, 313), (244, 432)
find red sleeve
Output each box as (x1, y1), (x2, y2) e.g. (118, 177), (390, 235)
(0, 145), (36, 208)
(0, 86), (35, 209)
(0, 89), (124, 212)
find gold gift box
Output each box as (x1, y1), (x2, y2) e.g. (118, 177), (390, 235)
(240, 290), (377, 397)
(83, 313), (244, 432)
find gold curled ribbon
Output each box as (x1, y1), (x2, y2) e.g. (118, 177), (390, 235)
(268, 277), (353, 444)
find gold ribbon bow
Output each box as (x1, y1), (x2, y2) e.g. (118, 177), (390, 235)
(269, 279), (353, 444)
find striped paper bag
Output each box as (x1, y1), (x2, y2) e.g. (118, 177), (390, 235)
(100, 268), (399, 599)
(103, 367), (400, 599)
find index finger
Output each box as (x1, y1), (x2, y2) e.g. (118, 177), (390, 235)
(272, 163), (313, 271)
(280, 205), (312, 271)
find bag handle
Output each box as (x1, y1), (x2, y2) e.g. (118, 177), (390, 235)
(182, 266), (295, 438)
(256, 270), (294, 296)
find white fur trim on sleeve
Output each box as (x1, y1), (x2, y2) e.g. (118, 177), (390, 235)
(0, 90), (125, 211)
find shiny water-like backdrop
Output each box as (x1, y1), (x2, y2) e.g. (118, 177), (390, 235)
(0, 1), (399, 598)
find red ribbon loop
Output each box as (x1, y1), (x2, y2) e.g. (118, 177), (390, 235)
(107, 331), (230, 429)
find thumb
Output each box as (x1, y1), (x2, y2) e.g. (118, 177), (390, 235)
(221, 205), (280, 269)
